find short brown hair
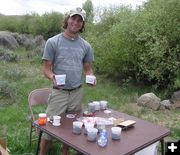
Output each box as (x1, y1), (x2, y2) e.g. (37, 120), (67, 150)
(63, 15), (85, 33)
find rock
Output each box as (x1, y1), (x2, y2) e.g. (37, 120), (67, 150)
(12, 33), (45, 53)
(160, 100), (172, 110)
(0, 31), (19, 49)
(170, 90), (180, 108)
(159, 104), (166, 110)
(137, 93), (160, 110)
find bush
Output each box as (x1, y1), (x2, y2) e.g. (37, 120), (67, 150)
(0, 80), (18, 102)
(91, 0), (180, 90)
(3, 67), (26, 81)
(27, 12), (64, 39)
(0, 12), (64, 39)
(0, 47), (19, 62)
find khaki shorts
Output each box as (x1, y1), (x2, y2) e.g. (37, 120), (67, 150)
(42, 87), (83, 140)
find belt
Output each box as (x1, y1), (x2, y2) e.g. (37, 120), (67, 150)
(53, 85), (81, 91)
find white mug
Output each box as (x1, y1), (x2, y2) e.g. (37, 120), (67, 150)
(53, 115), (61, 126)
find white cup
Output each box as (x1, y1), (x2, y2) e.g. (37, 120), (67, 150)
(96, 120), (105, 132)
(111, 127), (122, 140)
(100, 100), (108, 110)
(84, 122), (94, 135)
(73, 121), (83, 134)
(88, 102), (96, 113)
(87, 128), (98, 142)
(93, 101), (100, 111)
(53, 115), (61, 126)
(55, 74), (66, 85)
(86, 75), (96, 85)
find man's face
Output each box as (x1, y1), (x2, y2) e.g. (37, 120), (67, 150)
(67, 15), (84, 33)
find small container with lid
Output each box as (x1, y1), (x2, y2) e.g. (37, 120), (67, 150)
(38, 113), (47, 125)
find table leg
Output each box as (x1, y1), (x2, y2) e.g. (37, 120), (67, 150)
(161, 139), (164, 155)
(36, 130), (42, 155)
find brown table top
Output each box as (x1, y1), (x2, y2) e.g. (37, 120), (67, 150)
(33, 110), (170, 155)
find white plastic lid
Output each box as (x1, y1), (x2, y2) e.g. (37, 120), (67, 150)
(39, 113), (47, 118)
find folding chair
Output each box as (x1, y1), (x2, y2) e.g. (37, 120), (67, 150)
(135, 141), (159, 155)
(28, 88), (52, 145)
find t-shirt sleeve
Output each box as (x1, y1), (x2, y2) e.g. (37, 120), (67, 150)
(83, 43), (94, 63)
(42, 39), (55, 61)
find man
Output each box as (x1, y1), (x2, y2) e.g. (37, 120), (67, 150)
(40, 7), (95, 155)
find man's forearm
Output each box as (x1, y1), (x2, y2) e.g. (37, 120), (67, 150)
(44, 70), (54, 81)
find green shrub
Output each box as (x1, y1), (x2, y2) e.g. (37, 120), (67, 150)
(0, 80), (18, 102)
(91, 0), (180, 90)
(0, 12), (64, 39)
(3, 67), (26, 81)
(0, 47), (19, 62)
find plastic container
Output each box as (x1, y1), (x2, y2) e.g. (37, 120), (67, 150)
(73, 121), (83, 134)
(99, 100), (108, 110)
(96, 120), (105, 132)
(38, 113), (47, 125)
(84, 122), (94, 135)
(97, 129), (108, 147)
(111, 127), (122, 140)
(87, 128), (98, 142)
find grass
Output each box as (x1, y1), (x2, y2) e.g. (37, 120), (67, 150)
(0, 47), (179, 154)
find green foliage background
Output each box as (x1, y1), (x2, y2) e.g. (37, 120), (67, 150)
(0, 0), (179, 94)
(85, 0), (180, 94)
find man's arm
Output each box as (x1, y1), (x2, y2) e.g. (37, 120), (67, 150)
(83, 62), (96, 86)
(83, 62), (94, 75)
(43, 60), (54, 81)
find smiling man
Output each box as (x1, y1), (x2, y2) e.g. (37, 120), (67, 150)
(40, 7), (95, 155)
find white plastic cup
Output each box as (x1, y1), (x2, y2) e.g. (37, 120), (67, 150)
(96, 120), (105, 132)
(86, 75), (96, 85)
(53, 115), (61, 126)
(100, 100), (108, 110)
(84, 122), (94, 135)
(87, 128), (98, 142)
(88, 102), (96, 113)
(73, 121), (83, 134)
(55, 74), (66, 85)
(111, 127), (122, 140)
(93, 101), (100, 111)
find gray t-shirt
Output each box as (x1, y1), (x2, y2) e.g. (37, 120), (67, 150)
(42, 33), (94, 89)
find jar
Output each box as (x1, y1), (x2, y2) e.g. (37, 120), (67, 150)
(38, 113), (47, 125)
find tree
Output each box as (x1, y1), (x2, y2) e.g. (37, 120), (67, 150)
(82, 0), (94, 23)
